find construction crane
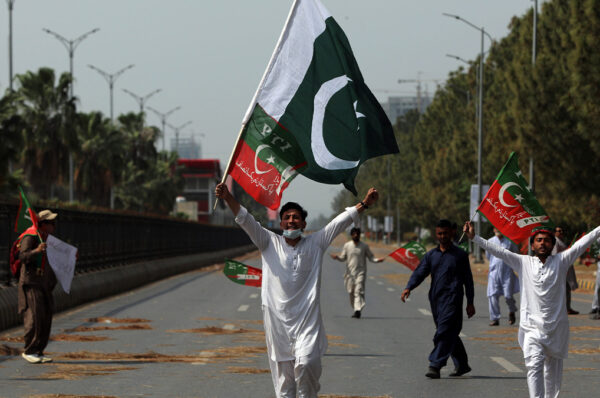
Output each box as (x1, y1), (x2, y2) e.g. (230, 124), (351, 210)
(397, 72), (441, 113)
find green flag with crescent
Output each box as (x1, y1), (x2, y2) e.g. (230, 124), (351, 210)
(228, 0), (398, 209)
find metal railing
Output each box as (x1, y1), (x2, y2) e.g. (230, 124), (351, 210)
(0, 202), (251, 286)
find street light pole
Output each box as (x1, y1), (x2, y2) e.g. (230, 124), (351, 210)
(43, 27), (100, 203)
(122, 88), (162, 128)
(443, 13), (493, 263)
(147, 106), (182, 151)
(6, 0), (16, 91)
(167, 121), (192, 156)
(88, 64), (134, 122)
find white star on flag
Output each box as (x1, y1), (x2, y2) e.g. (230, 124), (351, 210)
(266, 155), (276, 164)
(514, 194), (524, 202)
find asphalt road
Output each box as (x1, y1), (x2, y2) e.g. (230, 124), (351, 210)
(1, 245), (599, 398)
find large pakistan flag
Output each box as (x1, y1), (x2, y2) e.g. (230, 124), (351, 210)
(229, 0), (399, 209)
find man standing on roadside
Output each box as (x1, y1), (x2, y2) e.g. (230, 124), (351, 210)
(486, 228), (520, 326)
(401, 219), (475, 379)
(331, 227), (383, 319)
(464, 221), (600, 398)
(216, 182), (379, 398)
(17, 210), (58, 364)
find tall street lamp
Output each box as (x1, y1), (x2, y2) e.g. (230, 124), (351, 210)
(6, 0), (16, 91)
(167, 121), (192, 156)
(122, 88), (162, 127)
(147, 106), (181, 151)
(43, 27), (100, 202)
(443, 13), (493, 262)
(88, 64), (134, 122)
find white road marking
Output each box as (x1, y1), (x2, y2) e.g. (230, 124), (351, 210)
(490, 356), (523, 373)
(368, 276), (375, 280)
(418, 308), (432, 316)
(237, 304), (249, 312)
(249, 293), (259, 299)
(387, 287), (395, 292)
(377, 281), (384, 285)
(223, 324), (235, 330)
(459, 332), (467, 338)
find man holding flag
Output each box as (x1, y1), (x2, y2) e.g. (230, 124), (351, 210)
(216, 182), (378, 397)
(464, 222), (600, 398)
(16, 209), (58, 364)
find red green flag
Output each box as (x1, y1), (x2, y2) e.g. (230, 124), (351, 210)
(227, 0), (398, 210)
(15, 186), (38, 234)
(478, 152), (554, 244)
(388, 241), (427, 271)
(223, 259), (262, 288)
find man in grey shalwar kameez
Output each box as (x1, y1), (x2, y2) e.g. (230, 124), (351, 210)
(216, 182), (379, 398)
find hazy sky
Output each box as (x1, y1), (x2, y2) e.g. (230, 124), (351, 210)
(1, 0), (542, 222)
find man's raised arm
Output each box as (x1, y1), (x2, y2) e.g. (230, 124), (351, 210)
(215, 182), (240, 216)
(463, 221), (521, 270)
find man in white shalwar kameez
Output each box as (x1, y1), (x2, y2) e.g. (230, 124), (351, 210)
(464, 221), (600, 398)
(216, 183), (378, 398)
(331, 227), (383, 318)
(486, 228), (520, 326)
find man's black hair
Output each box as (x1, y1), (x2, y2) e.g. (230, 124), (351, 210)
(350, 227), (361, 235)
(279, 202), (308, 221)
(436, 219), (453, 229)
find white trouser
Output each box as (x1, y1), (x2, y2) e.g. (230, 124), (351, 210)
(268, 353), (322, 398)
(488, 294), (517, 320)
(345, 271), (366, 312)
(524, 344), (563, 398)
(592, 269), (600, 310)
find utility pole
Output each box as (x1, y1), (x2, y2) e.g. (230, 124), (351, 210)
(6, 0), (16, 91)
(122, 88), (162, 128)
(88, 64), (134, 122)
(167, 121), (192, 156)
(148, 106), (181, 151)
(43, 27), (100, 202)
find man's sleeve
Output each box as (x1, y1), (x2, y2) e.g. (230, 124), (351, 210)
(317, 207), (359, 249)
(18, 236), (37, 265)
(336, 243), (348, 262)
(473, 236), (522, 272)
(463, 253), (475, 305)
(235, 206), (271, 252)
(365, 245), (377, 262)
(560, 226), (600, 268)
(405, 253), (431, 291)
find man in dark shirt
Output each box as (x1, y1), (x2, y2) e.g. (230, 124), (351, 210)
(18, 210), (58, 364)
(401, 219), (475, 379)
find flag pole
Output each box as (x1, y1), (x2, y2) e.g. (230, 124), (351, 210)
(458, 211), (480, 243)
(214, 0), (301, 210)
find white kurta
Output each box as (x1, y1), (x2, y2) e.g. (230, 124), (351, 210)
(486, 236), (520, 298)
(474, 226), (600, 359)
(235, 205), (358, 362)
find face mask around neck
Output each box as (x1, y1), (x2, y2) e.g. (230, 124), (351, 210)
(282, 229), (302, 239)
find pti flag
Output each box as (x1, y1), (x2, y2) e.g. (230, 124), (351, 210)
(223, 259), (262, 288)
(15, 186), (38, 234)
(389, 241), (427, 271)
(227, 0), (398, 209)
(478, 152), (553, 244)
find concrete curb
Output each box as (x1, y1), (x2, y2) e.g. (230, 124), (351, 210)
(0, 245), (255, 332)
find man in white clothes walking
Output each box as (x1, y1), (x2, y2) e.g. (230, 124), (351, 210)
(216, 182), (378, 398)
(486, 228), (520, 326)
(464, 221), (600, 398)
(331, 227), (383, 318)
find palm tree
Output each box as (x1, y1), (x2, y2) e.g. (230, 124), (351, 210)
(15, 67), (76, 199)
(0, 90), (25, 195)
(74, 111), (126, 206)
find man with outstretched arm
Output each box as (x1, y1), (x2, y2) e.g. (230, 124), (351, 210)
(400, 219), (475, 379)
(215, 182), (378, 398)
(464, 221), (600, 398)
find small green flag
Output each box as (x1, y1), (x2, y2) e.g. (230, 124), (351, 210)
(15, 186), (38, 234)
(223, 259), (262, 288)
